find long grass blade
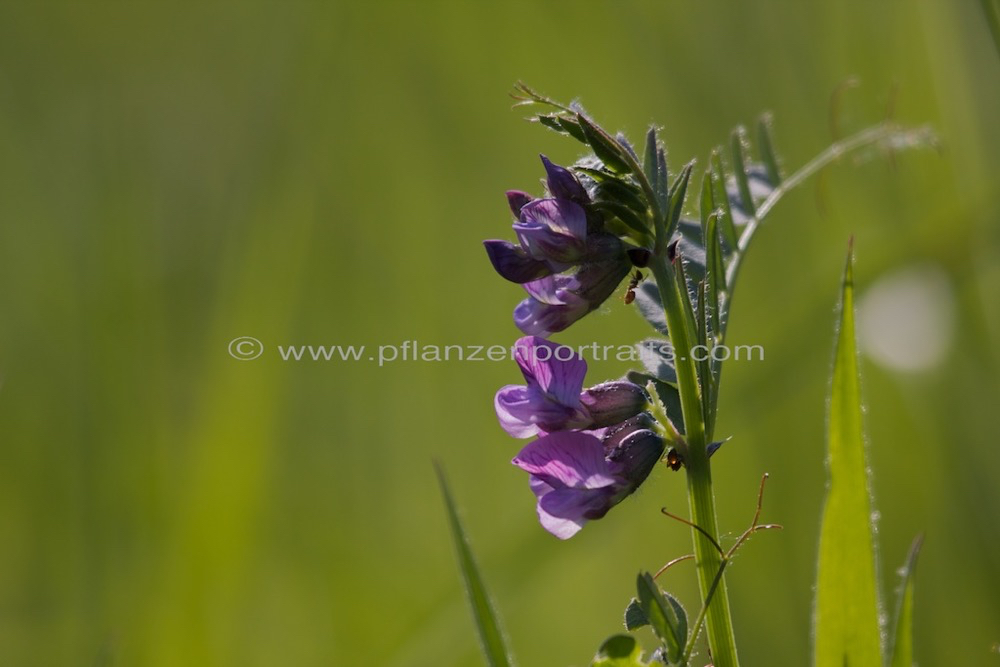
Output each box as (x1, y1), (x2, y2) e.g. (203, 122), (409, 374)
(888, 535), (924, 667)
(437, 464), (515, 667)
(813, 244), (883, 667)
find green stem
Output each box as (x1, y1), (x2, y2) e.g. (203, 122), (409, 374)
(649, 256), (740, 667)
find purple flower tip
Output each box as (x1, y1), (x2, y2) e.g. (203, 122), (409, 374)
(483, 239), (553, 284)
(540, 155), (590, 204)
(506, 190), (534, 217)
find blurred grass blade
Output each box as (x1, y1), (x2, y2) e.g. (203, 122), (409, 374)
(888, 535), (924, 667)
(814, 244), (883, 667)
(981, 0), (1000, 60)
(436, 464), (515, 667)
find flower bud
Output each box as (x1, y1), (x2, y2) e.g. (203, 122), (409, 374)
(580, 381), (650, 428)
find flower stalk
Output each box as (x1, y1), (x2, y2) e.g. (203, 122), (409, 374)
(650, 241), (740, 666)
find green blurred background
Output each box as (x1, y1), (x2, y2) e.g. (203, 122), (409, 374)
(0, 2), (997, 666)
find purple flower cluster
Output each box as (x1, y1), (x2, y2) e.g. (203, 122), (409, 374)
(483, 157), (633, 336)
(485, 158), (665, 538)
(498, 337), (663, 539)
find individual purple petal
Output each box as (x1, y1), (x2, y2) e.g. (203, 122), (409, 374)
(483, 240), (554, 284)
(540, 155), (590, 203)
(520, 274), (581, 305)
(513, 297), (590, 337)
(511, 336), (587, 409)
(512, 431), (620, 488)
(506, 190), (534, 217)
(519, 198), (587, 242)
(580, 381), (650, 428)
(513, 222), (586, 264)
(515, 431), (623, 540)
(537, 487), (615, 539)
(514, 199), (588, 264)
(528, 477), (589, 539)
(539, 486), (616, 521)
(494, 384), (582, 438)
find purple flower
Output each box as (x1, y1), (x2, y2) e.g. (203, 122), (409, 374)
(512, 275), (590, 337)
(512, 423), (664, 539)
(485, 157), (636, 335)
(482, 240), (554, 284)
(506, 190), (534, 217)
(513, 199), (588, 264)
(512, 255), (632, 337)
(541, 155), (590, 204)
(495, 336), (648, 437)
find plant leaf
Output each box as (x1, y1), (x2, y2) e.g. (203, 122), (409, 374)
(756, 113), (783, 186)
(592, 635), (648, 667)
(624, 598), (650, 631)
(636, 572), (686, 664)
(813, 245), (882, 667)
(577, 113), (632, 173)
(437, 465), (515, 667)
(730, 127), (756, 218)
(664, 161), (694, 240)
(644, 128), (660, 197)
(635, 338), (678, 384)
(888, 535), (924, 667)
(632, 282), (668, 335)
(709, 151), (739, 249)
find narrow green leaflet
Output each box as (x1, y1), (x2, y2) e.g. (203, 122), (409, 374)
(888, 536), (924, 667)
(577, 113), (632, 174)
(756, 113), (783, 186)
(708, 151), (738, 249)
(437, 465), (515, 667)
(636, 572), (687, 664)
(729, 127), (756, 217)
(813, 247), (882, 667)
(665, 162), (694, 240)
(644, 128), (661, 200)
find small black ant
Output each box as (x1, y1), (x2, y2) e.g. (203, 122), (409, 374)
(623, 270), (644, 305)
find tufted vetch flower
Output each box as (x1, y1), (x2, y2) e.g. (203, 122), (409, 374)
(512, 422), (664, 539)
(495, 336), (648, 438)
(484, 155), (637, 336)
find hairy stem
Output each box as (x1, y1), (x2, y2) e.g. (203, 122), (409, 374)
(649, 255), (739, 667)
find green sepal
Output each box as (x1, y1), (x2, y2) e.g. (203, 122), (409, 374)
(664, 162), (694, 240)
